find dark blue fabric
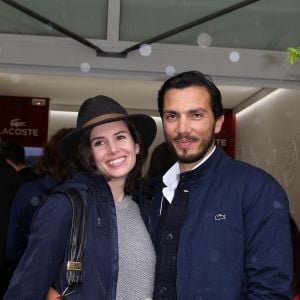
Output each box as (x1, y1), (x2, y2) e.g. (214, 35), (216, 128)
(144, 146), (293, 300)
(4, 171), (119, 300)
(0, 162), (23, 298)
(5, 174), (59, 274)
(154, 180), (189, 300)
(0, 163), (23, 270)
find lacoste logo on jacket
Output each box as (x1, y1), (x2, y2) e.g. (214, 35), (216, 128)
(214, 213), (226, 221)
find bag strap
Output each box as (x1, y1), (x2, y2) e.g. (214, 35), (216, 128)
(56, 187), (87, 290)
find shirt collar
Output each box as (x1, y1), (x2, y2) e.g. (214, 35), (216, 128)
(162, 146), (216, 203)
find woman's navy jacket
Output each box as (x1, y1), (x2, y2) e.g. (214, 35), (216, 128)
(4, 172), (119, 299)
(142, 146), (293, 299)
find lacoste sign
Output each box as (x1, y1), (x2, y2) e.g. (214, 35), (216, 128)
(1, 118), (39, 137)
(0, 96), (49, 147)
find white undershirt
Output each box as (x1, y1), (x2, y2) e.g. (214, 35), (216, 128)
(162, 146), (216, 204)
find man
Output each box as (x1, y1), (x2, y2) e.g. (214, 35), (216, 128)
(0, 157), (23, 298)
(145, 71), (292, 299)
(0, 140), (37, 182)
(0, 140), (37, 297)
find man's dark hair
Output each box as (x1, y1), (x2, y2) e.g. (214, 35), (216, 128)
(157, 70), (224, 119)
(0, 140), (25, 165)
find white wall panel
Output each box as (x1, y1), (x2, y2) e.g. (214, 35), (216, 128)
(236, 89), (300, 225)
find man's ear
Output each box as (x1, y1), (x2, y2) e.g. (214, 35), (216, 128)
(214, 115), (224, 134)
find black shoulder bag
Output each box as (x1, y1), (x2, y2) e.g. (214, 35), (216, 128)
(55, 187), (87, 298)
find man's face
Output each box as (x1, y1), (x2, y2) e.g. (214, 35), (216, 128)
(162, 85), (224, 172)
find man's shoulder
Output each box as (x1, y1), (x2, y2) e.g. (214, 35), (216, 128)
(224, 159), (287, 200)
(226, 158), (275, 179)
(18, 167), (38, 182)
(0, 165), (22, 184)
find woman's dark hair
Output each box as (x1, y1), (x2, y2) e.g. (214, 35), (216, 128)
(157, 70), (223, 119)
(290, 217), (300, 296)
(34, 128), (75, 182)
(77, 121), (147, 195)
(144, 142), (176, 181)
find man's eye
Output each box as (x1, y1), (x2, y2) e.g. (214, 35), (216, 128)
(165, 114), (177, 121)
(193, 113), (203, 119)
(190, 111), (205, 119)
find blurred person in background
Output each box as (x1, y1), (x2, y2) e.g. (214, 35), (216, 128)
(5, 128), (76, 280)
(0, 140), (37, 298)
(0, 140), (38, 182)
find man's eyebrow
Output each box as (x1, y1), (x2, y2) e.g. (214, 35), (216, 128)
(163, 109), (178, 114)
(163, 108), (207, 114)
(188, 108), (207, 114)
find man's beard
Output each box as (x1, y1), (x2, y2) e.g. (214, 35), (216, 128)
(165, 129), (215, 164)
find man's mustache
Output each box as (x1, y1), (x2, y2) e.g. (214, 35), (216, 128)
(174, 134), (198, 142)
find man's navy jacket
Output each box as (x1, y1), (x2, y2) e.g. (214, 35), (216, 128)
(142, 146), (293, 299)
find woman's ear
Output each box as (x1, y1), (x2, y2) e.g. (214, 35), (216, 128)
(135, 143), (140, 155)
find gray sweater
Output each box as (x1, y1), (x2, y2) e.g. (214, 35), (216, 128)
(115, 195), (156, 300)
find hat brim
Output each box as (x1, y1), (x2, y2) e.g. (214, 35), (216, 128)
(60, 114), (157, 161)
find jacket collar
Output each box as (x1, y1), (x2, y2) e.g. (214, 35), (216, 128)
(162, 146), (219, 203)
(178, 145), (229, 184)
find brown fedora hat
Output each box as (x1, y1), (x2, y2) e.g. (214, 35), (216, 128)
(60, 95), (157, 159)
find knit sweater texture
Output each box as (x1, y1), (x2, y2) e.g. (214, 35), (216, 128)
(115, 195), (156, 300)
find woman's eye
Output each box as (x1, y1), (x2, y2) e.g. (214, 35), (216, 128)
(117, 135), (126, 140)
(93, 140), (104, 147)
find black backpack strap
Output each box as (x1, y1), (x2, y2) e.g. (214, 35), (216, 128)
(55, 187), (87, 295)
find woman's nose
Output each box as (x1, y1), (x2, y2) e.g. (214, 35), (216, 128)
(107, 140), (118, 153)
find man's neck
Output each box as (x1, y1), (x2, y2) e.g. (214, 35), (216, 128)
(179, 145), (216, 173)
(6, 159), (26, 172)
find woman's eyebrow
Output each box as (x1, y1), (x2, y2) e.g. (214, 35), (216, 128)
(90, 130), (128, 142)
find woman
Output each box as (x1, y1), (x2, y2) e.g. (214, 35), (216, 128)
(4, 95), (157, 299)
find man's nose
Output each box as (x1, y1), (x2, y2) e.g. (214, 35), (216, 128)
(177, 117), (190, 134)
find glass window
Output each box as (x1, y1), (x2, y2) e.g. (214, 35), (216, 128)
(0, 0), (108, 39)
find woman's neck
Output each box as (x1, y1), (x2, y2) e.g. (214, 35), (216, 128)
(108, 178), (125, 203)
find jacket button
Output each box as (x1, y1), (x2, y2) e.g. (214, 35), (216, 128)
(165, 232), (173, 240)
(160, 286), (168, 294)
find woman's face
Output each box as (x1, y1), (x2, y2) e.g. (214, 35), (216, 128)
(90, 121), (139, 182)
